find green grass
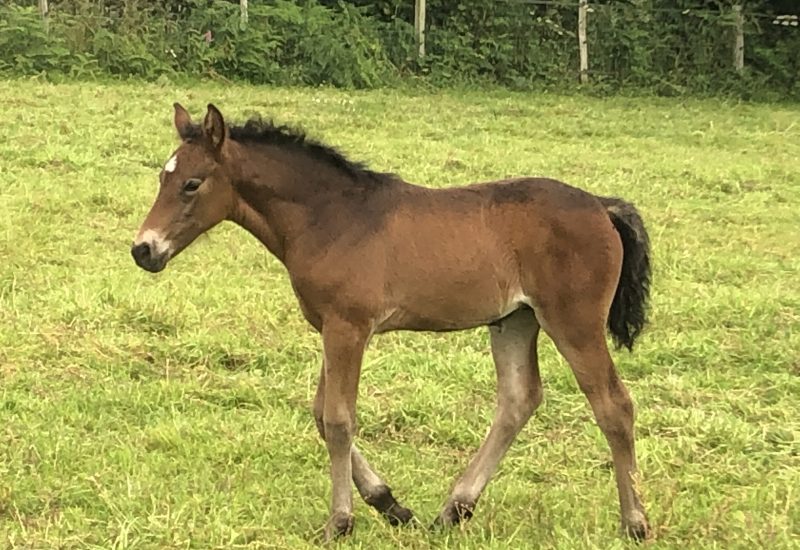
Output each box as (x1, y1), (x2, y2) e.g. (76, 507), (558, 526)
(1, 79), (799, 549)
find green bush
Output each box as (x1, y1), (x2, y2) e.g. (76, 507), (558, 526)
(179, 0), (397, 87)
(0, 0), (798, 99)
(0, 1), (396, 87)
(0, 6), (83, 76)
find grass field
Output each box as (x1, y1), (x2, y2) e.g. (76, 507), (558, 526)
(0, 79), (798, 549)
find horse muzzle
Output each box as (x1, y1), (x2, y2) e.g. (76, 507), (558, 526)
(131, 241), (169, 273)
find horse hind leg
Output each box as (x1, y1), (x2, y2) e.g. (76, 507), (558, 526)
(434, 307), (542, 527)
(536, 303), (650, 540)
(313, 363), (415, 527)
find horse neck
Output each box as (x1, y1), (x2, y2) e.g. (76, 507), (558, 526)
(227, 142), (355, 263)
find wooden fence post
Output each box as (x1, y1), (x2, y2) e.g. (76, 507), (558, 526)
(240, 0), (248, 29)
(415, 0), (426, 58)
(733, 5), (744, 72)
(38, 0), (49, 32)
(578, 0), (588, 83)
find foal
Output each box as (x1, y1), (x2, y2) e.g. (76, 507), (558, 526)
(132, 104), (652, 541)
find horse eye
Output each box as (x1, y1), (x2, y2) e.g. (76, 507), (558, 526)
(182, 178), (202, 194)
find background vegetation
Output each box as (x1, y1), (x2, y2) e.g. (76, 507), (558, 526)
(1, 0), (799, 98)
(1, 80), (798, 548)
(1, 1), (799, 548)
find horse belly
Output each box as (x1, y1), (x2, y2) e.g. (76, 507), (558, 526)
(378, 246), (524, 333)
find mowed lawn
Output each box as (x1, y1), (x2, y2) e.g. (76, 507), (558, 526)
(0, 80), (798, 549)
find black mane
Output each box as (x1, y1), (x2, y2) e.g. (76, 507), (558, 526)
(182, 117), (391, 183)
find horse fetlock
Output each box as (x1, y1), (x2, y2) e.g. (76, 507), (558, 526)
(363, 485), (415, 526)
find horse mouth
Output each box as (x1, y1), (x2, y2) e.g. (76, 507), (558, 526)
(135, 258), (167, 273)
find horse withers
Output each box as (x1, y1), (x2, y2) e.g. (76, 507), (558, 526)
(132, 103), (652, 542)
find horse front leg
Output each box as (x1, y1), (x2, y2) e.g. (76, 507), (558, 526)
(313, 365), (415, 528)
(318, 318), (369, 541)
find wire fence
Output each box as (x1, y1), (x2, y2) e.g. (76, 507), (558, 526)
(407, 0), (799, 78)
(12, 0), (800, 92)
(495, 0), (794, 20)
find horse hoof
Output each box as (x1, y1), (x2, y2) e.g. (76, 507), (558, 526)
(384, 503), (415, 526)
(323, 512), (354, 542)
(431, 500), (475, 529)
(621, 511), (650, 541)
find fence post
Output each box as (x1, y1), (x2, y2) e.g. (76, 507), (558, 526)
(415, 0), (426, 58)
(733, 5), (744, 72)
(578, 0), (588, 83)
(38, 0), (49, 32)
(240, 0), (248, 29)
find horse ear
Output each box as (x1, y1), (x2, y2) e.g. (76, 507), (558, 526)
(203, 103), (226, 150)
(173, 103), (193, 139)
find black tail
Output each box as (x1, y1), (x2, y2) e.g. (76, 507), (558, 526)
(599, 197), (652, 351)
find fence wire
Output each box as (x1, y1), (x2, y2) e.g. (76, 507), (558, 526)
(493, 0), (797, 22)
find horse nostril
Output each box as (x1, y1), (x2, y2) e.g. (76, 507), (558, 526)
(131, 242), (151, 264)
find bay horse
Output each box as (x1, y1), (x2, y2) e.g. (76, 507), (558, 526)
(131, 104), (652, 542)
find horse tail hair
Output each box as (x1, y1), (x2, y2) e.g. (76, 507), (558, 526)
(599, 197), (652, 351)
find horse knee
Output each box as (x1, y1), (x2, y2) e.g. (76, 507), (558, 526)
(323, 420), (354, 449)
